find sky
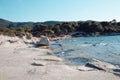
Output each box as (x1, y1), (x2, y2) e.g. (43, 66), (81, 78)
(0, 0), (120, 22)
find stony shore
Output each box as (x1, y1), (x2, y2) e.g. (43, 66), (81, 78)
(0, 35), (120, 80)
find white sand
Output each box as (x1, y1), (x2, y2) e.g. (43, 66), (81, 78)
(0, 35), (119, 80)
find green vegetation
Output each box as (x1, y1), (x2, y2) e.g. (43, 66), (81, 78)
(0, 27), (15, 37)
(1, 19), (120, 37)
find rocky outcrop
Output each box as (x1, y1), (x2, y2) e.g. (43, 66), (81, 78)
(85, 60), (117, 71)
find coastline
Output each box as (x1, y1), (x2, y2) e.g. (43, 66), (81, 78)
(0, 35), (120, 80)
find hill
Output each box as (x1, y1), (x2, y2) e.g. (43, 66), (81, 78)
(0, 18), (61, 28)
(0, 18), (12, 27)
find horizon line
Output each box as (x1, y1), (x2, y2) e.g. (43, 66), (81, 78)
(0, 18), (118, 23)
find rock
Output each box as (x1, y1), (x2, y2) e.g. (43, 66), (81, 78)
(16, 33), (25, 38)
(47, 51), (53, 55)
(38, 46), (49, 49)
(36, 36), (50, 47)
(34, 56), (63, 62)
(85, 60), (117, 71)
(77, 65), (95, 71)
(0, 41), (2, 45)
(8, 40), (18, 43)
(31, 61), (47, 66)
(112, 69), (120, 77)
(26, 32), (33, 39)
(92, 44), (97, 46)
(113, 69), (120, 72)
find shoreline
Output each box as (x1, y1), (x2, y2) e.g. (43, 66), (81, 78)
(51, 35), (120, 66)
(0, 35), (120, 80)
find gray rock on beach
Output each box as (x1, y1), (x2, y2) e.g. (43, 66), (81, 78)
(36, 36), (50, 46)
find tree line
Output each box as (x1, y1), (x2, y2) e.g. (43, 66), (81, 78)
(0, 19), (120, 37)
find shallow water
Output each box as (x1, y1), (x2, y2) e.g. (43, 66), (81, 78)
(50, 35), (120, 65)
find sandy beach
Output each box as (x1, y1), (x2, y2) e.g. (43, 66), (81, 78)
(0, 35), (120, 80)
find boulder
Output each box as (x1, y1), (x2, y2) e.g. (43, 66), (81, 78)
(36, 36), (50, 47)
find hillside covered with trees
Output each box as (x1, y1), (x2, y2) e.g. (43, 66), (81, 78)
(0, 18), (120, 37)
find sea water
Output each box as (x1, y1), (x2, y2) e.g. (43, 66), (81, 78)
(50, 35), (120, 65)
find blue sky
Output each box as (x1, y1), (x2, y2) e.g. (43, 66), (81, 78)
(0, 0), (120, 22)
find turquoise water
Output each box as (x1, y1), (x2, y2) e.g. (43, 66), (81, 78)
(50, 36), (120, 65)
